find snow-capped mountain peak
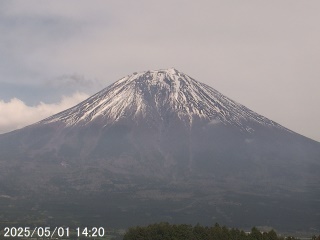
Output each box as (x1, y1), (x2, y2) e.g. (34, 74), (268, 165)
(39, 68), (286, 132)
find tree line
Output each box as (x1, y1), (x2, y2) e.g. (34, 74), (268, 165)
(123, 222), (320, 240)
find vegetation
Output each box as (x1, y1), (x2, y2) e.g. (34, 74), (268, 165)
(123, 222), (320, 240)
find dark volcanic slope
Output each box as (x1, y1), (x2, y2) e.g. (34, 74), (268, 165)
(0, 68), (319, 233)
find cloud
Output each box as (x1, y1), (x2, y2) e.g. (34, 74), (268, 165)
(0, 74), (103, 106)
(45, 74), (104, 92)
(0, 92), (89, 134)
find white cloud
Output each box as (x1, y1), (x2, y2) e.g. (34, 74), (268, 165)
(0, 92), (89, 134)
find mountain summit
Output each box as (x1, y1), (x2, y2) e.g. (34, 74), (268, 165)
(40, 68), (284, 132)
(0, 68), (319, 232)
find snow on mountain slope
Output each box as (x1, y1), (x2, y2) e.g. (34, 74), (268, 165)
(39, 68), (287, 132)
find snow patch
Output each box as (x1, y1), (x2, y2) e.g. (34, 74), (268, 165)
(208, 119), (221, 125)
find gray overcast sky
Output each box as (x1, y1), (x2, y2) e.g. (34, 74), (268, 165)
(0, 1), (319, 142)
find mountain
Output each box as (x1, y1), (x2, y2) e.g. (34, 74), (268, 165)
(0, 68), (319, 233)
(39, 68), (283, 129)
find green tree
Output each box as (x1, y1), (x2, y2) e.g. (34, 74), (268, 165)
(250, 227), (263, 240)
